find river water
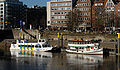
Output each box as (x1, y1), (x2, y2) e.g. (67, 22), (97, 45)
(0, 50), (119, 70)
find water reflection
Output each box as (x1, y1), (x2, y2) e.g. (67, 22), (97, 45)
(66, 54), (103, 64)
(10, 50), (52, 58)
(0, 50), (119, 70)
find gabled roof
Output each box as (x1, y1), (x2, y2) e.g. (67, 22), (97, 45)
(92, 0), (107, 7)
(72, 0), (78, 8)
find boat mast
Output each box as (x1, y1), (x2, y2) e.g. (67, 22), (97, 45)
(39, 33), (41, 39)
(38, 33), (41, 43)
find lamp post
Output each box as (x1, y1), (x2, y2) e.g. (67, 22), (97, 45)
(13, 17), (16, 28)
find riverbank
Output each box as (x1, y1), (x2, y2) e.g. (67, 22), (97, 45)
(0, 39), (116, 51)
(0, 30), (118, 50)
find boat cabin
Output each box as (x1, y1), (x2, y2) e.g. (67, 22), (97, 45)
(68, 40), (100, 52)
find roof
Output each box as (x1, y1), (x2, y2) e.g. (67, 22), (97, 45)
(92, 0), (107, 7)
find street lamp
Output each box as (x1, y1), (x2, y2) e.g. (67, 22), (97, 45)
(13, 17), (16, 28)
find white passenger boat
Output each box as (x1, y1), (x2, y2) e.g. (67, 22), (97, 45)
(10, 38), (53, 52)
(66, 40), (103, 55)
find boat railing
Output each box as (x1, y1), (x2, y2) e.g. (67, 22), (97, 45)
(12, 42), (16, 44)
(68, 40), (100, 44)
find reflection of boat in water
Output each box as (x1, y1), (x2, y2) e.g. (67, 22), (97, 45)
(10, 50), (52, 58)
(66, 54), (103, 64)
(66, 40), (103, 55)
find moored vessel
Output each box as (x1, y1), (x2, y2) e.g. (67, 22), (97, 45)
(10, 39), (53, 52)
(10, 33), (53, 52)
(66, 40), (103, 55)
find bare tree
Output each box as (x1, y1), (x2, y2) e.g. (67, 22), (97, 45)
(92, 7), (105, 31)
(104, 11), (114, 31)
(67, 9), (82, 31)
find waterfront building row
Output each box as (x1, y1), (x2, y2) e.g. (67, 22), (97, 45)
(47, 0), (120, 31)
(0, 0), (27, 30)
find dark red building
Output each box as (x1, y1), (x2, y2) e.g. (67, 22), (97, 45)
(92, 0), (107, 31)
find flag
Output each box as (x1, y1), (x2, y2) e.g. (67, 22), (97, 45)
(30, 24), (32, 32)
(20, 21), (22, 26)
(20, 28), (22, 32)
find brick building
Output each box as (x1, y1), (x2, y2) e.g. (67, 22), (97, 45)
(74, 0), (91, 32)
(92, 0), (107, 31)
(115, 2), (120, 29)
(104, 0), (115, 31)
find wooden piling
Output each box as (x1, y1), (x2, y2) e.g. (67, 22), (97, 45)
(58, 32), (60, 47)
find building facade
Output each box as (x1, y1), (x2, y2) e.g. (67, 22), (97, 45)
(104, 0), (115, 31)
(92, 0), (107, 31)
(74, 0), (91, 31)
(115, 2), (120, 29)
(0, 0), (26, 30)
(27, 6), (47, 30)
(47, 0), (77, 29)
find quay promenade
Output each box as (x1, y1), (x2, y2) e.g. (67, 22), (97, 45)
(0, 29), (117, 51)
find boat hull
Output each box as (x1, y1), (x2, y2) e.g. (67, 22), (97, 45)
(66, 49), (103, 55)
(10, 45), (53, 52)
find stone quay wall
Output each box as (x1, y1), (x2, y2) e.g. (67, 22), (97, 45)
(2, 30), (117, 49)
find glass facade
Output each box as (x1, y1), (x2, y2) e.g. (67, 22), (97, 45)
(0, 0), (26, 29)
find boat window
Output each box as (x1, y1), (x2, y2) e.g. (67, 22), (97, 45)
(28, 45), (34, 47)
(42, 40), (45, 42)
(69, 42), (71, 44)
(39, 45), (41, 48)
(35, 45), (41, 48)
(75, 47), (78, 49)
(39, 40), (41, 42)
(12, 42), (16, 44)
(42, 44), (47, 47)
(86, 42), (88, 44)
(71, 42), (73, 44)
(47, 44), (50, 47)
(18, 45), (27, 47)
